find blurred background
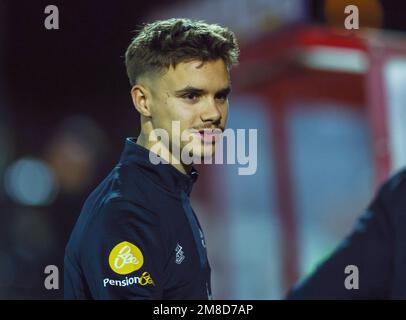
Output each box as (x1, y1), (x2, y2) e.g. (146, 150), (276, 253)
(1, 0), (406, 299)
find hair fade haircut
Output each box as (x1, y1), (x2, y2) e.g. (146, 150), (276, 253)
(124, 18), (240, 86)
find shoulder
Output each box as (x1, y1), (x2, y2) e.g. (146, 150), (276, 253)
(376, 168), (406, 202)
(77, 198), (164, 260)
(96, 198), (161, 231)
(367, 168), (406, 224)
(85, 162), (163, 217)
(110, 163), (166, 210)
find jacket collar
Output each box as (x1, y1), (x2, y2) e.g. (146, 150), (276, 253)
(119, 137), (198, 196)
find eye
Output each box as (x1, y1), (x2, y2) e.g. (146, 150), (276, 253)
(182, 92), (200, 102)
(215, 94), (228, 103)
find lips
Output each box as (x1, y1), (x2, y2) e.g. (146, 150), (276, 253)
(194, 129), (223, 143)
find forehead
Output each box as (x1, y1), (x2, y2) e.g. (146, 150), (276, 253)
(159, 59), (230, 91)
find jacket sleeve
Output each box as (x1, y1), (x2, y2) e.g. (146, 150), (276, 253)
(286, 176), (398, 299)
(79, 199), (168, 299)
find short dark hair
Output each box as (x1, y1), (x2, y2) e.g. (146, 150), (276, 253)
(124, 18), (240, 86)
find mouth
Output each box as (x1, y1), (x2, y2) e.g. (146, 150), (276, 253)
(193, 128), (223, 144)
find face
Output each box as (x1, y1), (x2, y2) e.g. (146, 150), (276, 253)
(146, 59), (231, 161)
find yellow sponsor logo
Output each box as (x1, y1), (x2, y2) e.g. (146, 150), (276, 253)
(139, 272), (155, 286)
(108, 241), (144, 275)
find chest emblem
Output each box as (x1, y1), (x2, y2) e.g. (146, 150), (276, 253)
(175, 243), (185, 264)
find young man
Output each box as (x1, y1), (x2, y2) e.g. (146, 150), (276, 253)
(287, 168), (406, 299)
(64, 18), (239, 299)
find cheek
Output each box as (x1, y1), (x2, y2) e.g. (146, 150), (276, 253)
(152, 101), (194, 136)
(153, 99), (181, 129)
(170, 103), (197, 125)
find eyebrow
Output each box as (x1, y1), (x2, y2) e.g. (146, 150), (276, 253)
(174, 85), (231, 96)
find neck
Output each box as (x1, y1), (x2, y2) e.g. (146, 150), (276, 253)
(136, 132), (192, 175)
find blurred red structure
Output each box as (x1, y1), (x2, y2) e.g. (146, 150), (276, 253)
(233, 24), (406, 291)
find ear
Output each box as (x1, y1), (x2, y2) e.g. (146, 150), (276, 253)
(130, 84), (152, 117)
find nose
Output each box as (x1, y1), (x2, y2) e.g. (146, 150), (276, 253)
(200, 99), (222, 123)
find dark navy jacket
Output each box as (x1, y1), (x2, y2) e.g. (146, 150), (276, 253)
(64, 138), (211, 299)
(287, 169), (406, 299)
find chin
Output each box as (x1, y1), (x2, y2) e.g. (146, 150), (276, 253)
(181, 140), (216, 164)
(193, 143), (217, 162)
